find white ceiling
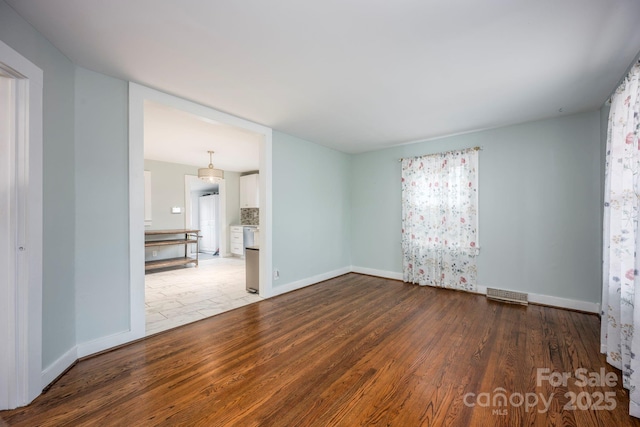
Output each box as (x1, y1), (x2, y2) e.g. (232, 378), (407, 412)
(144, 100), (260, 172)
(7, 0), (640, 153)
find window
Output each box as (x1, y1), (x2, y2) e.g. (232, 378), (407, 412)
(401, 147), (479, 291)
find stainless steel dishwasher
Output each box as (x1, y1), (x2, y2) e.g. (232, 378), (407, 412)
(245, 246), (259, 293)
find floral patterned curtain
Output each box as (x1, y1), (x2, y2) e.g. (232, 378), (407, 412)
(401, 148), (478, 291)
(602, 61), (640, 418)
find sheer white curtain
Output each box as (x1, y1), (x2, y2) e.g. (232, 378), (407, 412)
(602, 61), (640, 418)
(401, 148), (478, 291)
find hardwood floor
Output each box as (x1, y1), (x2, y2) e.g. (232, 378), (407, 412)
(1, 273), (639, 426)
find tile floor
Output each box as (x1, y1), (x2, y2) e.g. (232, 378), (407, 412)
(145, 256), (262, 336)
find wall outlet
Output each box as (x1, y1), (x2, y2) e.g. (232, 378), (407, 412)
(273, 269), (280, 280)
(152, 251), (158, 257)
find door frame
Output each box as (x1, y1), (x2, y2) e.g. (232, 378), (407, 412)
(184, 175), (227, 257)
(128, 83), (273, 339)
(0, 40), (43, 410)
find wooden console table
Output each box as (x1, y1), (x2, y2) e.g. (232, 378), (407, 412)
(145, 229), (200, 271)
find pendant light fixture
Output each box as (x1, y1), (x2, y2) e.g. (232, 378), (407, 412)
(198, 150), (224, 183)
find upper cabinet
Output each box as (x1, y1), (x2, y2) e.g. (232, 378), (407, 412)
(240, 173), (259, 208)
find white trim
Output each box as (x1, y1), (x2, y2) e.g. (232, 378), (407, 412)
(76, 330), (136, 358)
(0, 56), (16, 413)
(259, 133), (273, 298)
(129, 83), (273, 339)
(41, 346), (77, 389)
(350, 267), (600, 314)
(527, 292), (600, 314)
(268, 267), (351, 297)
(350, 266), (403, 281)
(42, 263), (599, 390)
(47, 332), (147, 384)
(218, 180), (228, 257)
(128, 84), (146, 343)
(474, 285), (599, 313)
(0, 40), (43, 410)
(631, 400), (640, 419)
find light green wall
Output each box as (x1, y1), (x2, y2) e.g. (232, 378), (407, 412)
(142, 160), (240, 257)
(225, 171), (241, 226)
(0, 0), (76, 368)
(74, 67), (130, 342)
(144, 159), (199, 230)
(272, 131), (352, 286)
(351, 111), (602, 304)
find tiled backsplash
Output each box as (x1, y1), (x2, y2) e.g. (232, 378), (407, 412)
(241, 208), (259, 225)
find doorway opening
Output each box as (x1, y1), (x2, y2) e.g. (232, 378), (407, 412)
(185, 175), (221, 258)
(142, 166), (260, 335)
(129, 83), (273, 339)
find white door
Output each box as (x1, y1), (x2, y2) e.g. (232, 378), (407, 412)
(0, 66), (15, 411)
(0, 41), (44, 410)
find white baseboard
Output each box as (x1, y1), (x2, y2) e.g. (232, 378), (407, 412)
(76, 329), (142, 359)
(350, 266), (403, 281)
(630, 401), (640, 419)
(527, 292), (600, 314)
(473, 285), (599, 313)
(352, 268), (600, 314)
(48, 267), (598, 390)
(269, 266), (351, 297)
(41, 345), (77, 389)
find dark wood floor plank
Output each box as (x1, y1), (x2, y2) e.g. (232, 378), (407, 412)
(1, 273), (639, 426)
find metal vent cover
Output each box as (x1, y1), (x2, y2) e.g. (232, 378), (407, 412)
(486, 288), (528, 305)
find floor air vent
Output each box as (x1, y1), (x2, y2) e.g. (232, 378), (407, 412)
(486, 288), (528, 306)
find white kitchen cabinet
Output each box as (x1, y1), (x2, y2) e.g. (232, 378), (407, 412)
(230, 225), (244, 256)
(240, 173), (259, 208)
